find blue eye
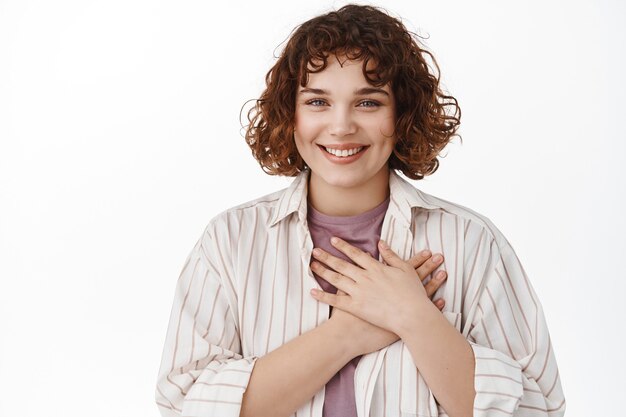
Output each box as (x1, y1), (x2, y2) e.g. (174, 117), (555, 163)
(359, 100), (380, 107)
(305, 99), (381, 107)
(306, 99), (327, 106)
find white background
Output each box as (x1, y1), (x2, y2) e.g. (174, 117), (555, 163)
(1, 0), (624, 415)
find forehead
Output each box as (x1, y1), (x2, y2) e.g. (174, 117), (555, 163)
(301, 54), (389, 90)
(307, 52), (378, 69)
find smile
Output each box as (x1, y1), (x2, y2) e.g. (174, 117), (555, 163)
(317, 144), (369, 164)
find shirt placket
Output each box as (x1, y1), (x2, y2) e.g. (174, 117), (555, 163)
(354, 200), (414, 417)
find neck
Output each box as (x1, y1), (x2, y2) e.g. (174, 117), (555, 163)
(307, 167), (391, 216)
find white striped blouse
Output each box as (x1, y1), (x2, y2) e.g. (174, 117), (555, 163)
(155, 168), (566, 417)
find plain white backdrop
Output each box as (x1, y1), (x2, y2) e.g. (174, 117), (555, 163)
(1, 0), (624, 415)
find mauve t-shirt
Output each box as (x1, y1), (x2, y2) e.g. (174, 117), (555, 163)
(307, 195), (390, 417)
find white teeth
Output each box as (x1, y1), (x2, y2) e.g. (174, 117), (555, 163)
(323, 146), (364, 157)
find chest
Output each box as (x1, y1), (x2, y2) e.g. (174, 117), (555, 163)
(231, 209), (469, 417)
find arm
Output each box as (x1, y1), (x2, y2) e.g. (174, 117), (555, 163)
(155, 223), (357, 417)
(406, 225), (565, 417)
(398, 231), (566, 417)
(397, 299), (475, 417)
(242, 249), (449, 417)
(155, 229), (255, 417)
(464, 238), (566, 416)
(239, 319), (354, 417)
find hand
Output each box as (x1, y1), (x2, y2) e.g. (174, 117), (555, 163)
(410, 249), (448, 310)
(320, 243), (447, 356)
(311, 237), (440, 339)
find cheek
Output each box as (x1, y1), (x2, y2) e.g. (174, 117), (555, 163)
(294, 116), (323, 141)
(363, 118), (396, 144)
(379, 114), (396, 138)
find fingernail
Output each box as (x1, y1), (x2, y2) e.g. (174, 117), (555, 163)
(421, 250), (431, 256)
(379, 240), (389, 249)
(438, 271), (447, 280)
(432, 255), (442, 263)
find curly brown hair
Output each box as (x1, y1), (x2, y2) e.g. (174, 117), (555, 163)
(242, 4), (461, 180)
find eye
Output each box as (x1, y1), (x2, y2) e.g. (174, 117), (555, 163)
(305, 99), (327, 107)
(358, 100), (381, 108)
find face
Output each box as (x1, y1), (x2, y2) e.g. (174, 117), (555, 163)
(294, 55), (397, 191)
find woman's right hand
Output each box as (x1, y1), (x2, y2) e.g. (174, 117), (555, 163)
(327, 249), (447, 357)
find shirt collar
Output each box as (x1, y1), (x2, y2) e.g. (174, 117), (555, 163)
(268, 168), (441, 228)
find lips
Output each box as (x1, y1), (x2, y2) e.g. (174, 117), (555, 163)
(317, 143), (368, 151)
(317, 144), (369, 152)
(317, 144), (369, 164)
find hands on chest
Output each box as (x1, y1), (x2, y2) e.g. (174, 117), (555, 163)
(310, 236), (448, 357)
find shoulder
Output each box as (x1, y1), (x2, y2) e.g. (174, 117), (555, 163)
(201, 186), (287, 240)
(403, 183), (514, 257)
(188, 185), (288, 270)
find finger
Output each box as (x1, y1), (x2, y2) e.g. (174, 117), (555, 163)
(311, 261), (357, 294)
(434, 298), (445, 311)
(310, 287), (349, 310)
(378, 240), (411, 271)
(312, 247), (365, 281)
(407, 249), (432, 270)
(424, 270), (447, 298)
(416, 253), (444, 280)
(329, 237), (380, 271)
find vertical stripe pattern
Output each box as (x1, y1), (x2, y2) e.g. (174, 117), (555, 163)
(155, 168), (565, 417)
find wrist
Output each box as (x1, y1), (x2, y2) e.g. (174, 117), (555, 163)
(322, 319), (362, 360)
(395, 296), (438, 339)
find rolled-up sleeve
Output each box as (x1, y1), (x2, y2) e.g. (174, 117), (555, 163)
(155, 223), (258, 417)
(467, 236), (566, 417)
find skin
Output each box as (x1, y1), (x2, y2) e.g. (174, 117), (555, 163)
(294, 53), (396, 217)
(310, 238), (476, 417)
(294, 52), (445, 353)
(293, 53), (475, 417)
(240, 53), (458, 417)
(294, 52), (448, 307)
(239, 245), (448, 417)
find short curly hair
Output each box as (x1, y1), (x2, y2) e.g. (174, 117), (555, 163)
(242, 3), (461, 180)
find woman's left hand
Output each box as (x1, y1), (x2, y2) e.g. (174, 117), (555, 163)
(310, 236), (433, 335)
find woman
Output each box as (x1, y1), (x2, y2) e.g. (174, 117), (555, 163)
(155, 4), (565, 417)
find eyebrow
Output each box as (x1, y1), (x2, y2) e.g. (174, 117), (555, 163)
(298, 87), (390, 97)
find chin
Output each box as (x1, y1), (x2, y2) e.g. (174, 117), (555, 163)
(319, 172), (368, 189)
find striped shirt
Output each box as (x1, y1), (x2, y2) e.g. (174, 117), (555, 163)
(155, 168), (566, 417)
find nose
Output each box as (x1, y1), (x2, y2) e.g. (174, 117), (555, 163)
(328, 107), (357, 137)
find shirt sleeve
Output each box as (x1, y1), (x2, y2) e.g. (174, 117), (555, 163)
(155, 223), (258, 417)
(466, 233), (566, 417)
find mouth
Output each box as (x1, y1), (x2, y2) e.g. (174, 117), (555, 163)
(317, 144), (369, 164)
(317, 144), (369, 158)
